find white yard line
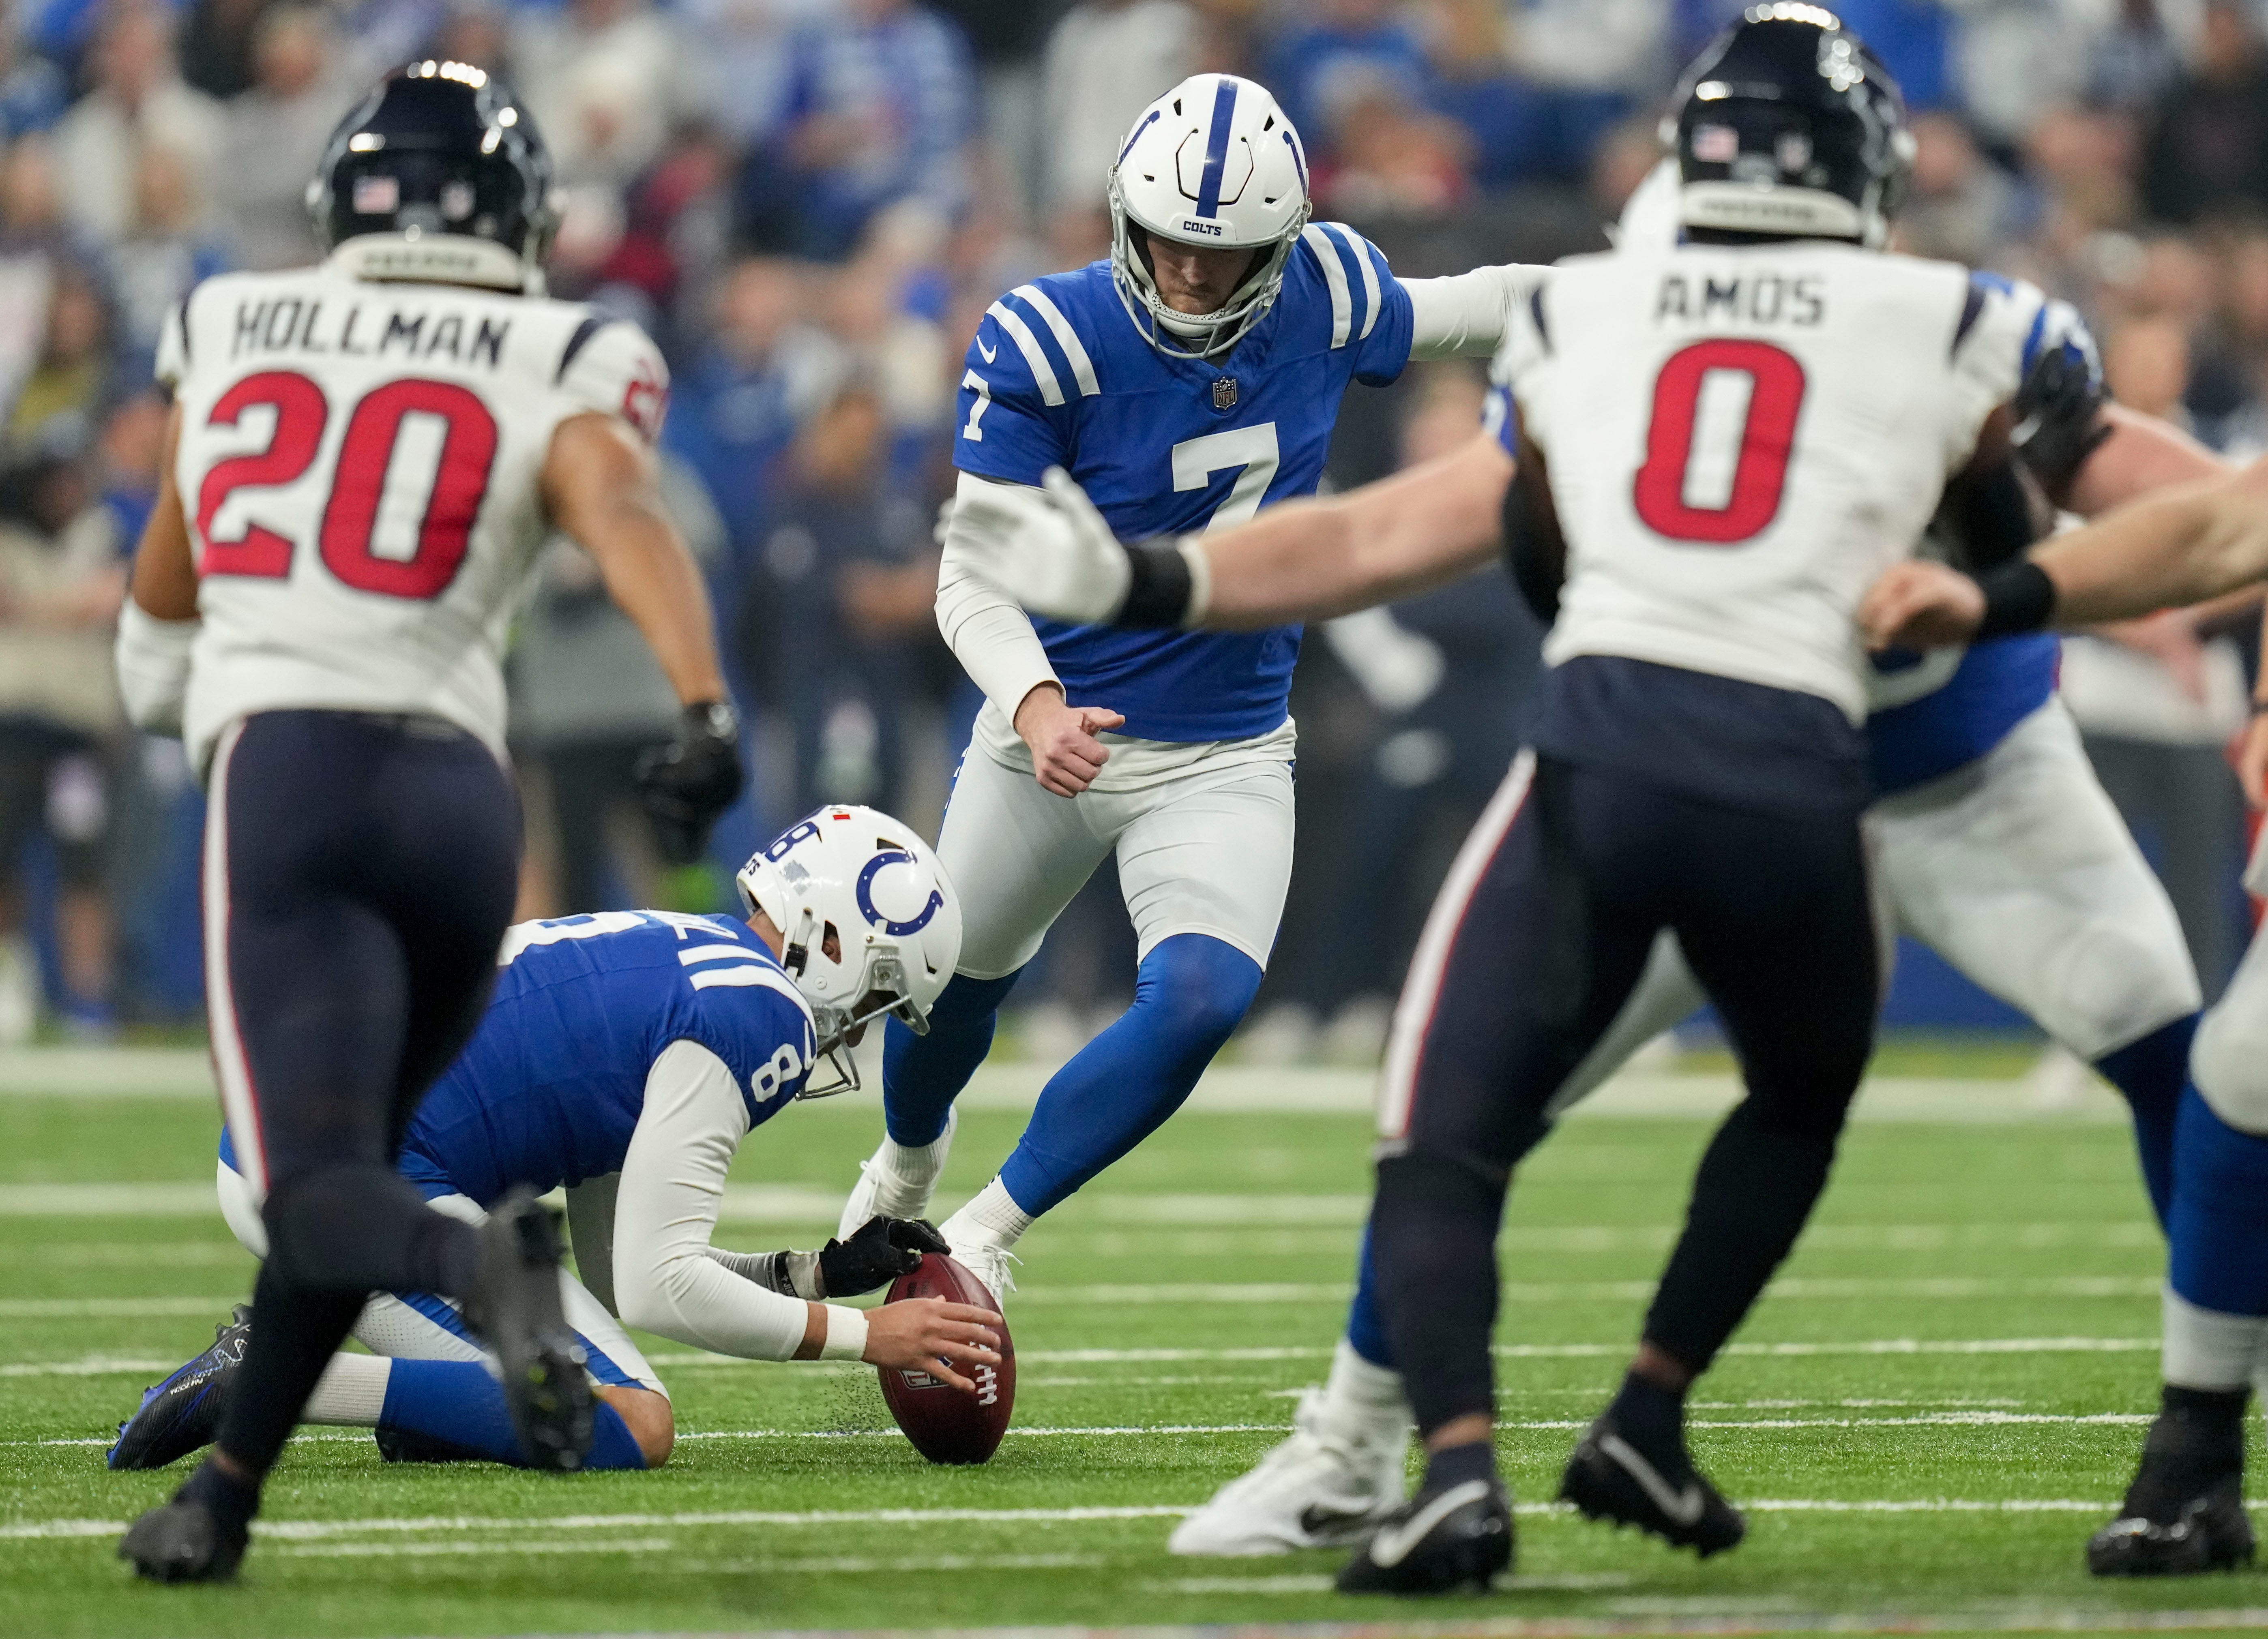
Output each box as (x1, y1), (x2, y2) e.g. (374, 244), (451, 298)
(0, 1296), (243, 1318)
(0, 1356), (176, 1377)
(18, 1497), (2268, 1546)
(10, 1409), (2159, 1452)
(0, 1052), (2137, 1125)
(0, 1505), (1198, 1540)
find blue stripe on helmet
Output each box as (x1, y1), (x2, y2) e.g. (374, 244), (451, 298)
(1117, 108), (1161, 166)
(1194, 78), (1238, 218)
(1281, 128), (1308, 194)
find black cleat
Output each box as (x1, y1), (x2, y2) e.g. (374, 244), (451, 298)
(2088, 1389), (2255, 1577)
(118, 1495), (246, 1584)
(457, 1188), (592, 1473)
(108, 1306), (251, 1471)
(1336, 1477), (1513, 1594)
(1561, 1411), (1746, 1558)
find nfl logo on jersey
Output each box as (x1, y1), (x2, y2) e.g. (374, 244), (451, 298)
(1212, 377), (1238, 411)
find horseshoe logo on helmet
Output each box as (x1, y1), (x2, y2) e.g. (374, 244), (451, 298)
(856, 850), (943, 936)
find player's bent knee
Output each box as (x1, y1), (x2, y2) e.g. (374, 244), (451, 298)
(598, 1385), (674, 1468)
(2045, 925), (2201, 1061)
(1140, 934), (1263, 1049)
(2192, 1001), (2268, 1137)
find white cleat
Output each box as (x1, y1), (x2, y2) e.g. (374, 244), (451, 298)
(1168, 1388), (1410, 1556)
(837, 1108), (957, 1242)
(945, 1236), (1019, 1309)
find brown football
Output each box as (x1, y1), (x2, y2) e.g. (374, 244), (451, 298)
(877, 1252), (1014, 1465)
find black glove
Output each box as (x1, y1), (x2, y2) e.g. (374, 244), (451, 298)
(2010, 341), (2111, 499)
(817, 1215), (951, 1298)
(634, 700), (743, 864)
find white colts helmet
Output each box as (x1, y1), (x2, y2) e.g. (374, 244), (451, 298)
(1108, 73), (1311, 359)
(735, 806), (963, 1098)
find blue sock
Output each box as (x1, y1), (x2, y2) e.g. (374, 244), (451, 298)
(377, 1360), (647, 1469)
(882, 970), (1021, 1147)
(998, 934), (1262, 1216)
(2094, 1013), (2195, 1230)
(1345, 1230), (1395, 1368)
(2169, 1083), (2268, 1316)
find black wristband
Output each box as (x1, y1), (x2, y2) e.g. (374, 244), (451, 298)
(685, 698), (738, 740)
(1974, 559), (2057, 639)
(1117, 538), (1193, 628)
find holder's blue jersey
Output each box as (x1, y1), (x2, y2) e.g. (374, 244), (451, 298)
(955, 227), (1416, 742)
(397, 911), (814, 1205)
(1481, 268), (2088, 797)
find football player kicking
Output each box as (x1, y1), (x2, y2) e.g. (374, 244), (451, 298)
(1150, 172), (2230, 1559)
(1864, 458), (2268, 1575)
(107, 64), (749, 1579)
(833, 72), (1546, 1302)
(109, 810), (1001, 1476)
(950, 7), (2232, 1593)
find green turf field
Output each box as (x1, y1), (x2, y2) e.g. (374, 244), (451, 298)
(4, 1045), (2265, 1637)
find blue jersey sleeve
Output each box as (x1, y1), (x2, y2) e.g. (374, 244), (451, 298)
(682, 979), (817, 1129)
(953, 282), (1095, 485)
(1296, 223), (1416, 388)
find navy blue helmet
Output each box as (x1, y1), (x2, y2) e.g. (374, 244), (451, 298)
(1665, 4), (1913, 247)
(306, 60), (559, 292)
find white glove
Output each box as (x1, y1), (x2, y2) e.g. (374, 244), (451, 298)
(951, 467), (1131, 625)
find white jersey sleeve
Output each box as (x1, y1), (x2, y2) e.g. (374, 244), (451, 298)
(611, 1038), (868, 1363)
(554, 316), (671, 444)
(165, 260), (669, 771)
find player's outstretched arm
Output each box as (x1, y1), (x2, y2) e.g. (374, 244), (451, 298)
(114, 404), (200, 735)
(960, 432), (1514, 634)
(1862, 454), (2268, 649)
(611, 1040), (1004, 1377)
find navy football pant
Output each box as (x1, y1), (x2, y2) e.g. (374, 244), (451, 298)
(204, 711), (519, 1474)
(1371, 752), (1878, 1436)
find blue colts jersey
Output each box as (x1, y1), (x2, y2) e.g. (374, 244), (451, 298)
(400, 912), (815, 1205)
(955, 230), (1416, 741)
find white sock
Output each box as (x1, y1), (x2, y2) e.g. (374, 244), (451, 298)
(2163, 1286), (2268, 1393)
(943, 1176), (1033, 1249)
(873, 1110), (957, 1217)
(302, 1352), (392, 1425)
(1315, 1337), (1411, 1442)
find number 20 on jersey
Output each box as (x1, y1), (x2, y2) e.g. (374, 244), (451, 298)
(197, 371), (500, 600)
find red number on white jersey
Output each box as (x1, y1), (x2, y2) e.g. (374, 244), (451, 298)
(196, 373), (500, 601)
(321, 380), (499, 600)
(196, 371), (326, 578)
(1631, 339), (1807, 545)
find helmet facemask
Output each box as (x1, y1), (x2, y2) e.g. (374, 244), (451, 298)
(770, 908), (933, 1100)
(1107, 171), (1305, 360)
(734, 805), (961, 1102)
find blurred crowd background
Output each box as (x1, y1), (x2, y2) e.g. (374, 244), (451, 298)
(4, 0), (2266, 1067)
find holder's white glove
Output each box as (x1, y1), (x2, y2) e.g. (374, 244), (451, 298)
(952, 468), (1132, 625)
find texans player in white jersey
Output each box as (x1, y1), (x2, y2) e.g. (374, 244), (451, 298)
(1866, 468), (2268, 1573)
(107, 810), (1000, 1476)
(109, 64), (746, 1581)
(832, 72), (1543, 1301)
(1142, 166), (2231, 1564)
(952, 7), (2233, 1592)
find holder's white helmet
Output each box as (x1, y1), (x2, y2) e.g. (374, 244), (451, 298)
(734, 806), (962, 1098)
(1108, 73), (1311, 360)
